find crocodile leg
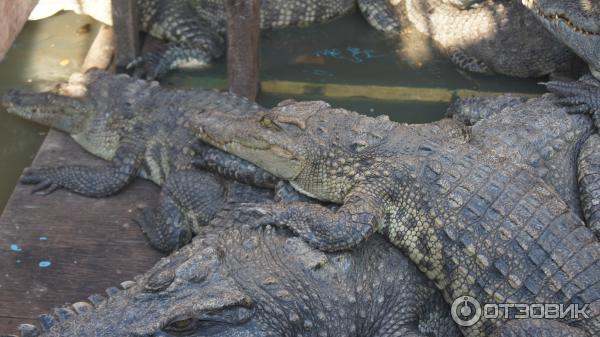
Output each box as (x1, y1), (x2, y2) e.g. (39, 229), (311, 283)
(136, 170), (226, 253)
(446, 95), (528, 125)
(544, 77), (600, 128)
(274, 181), (318, 203)
(21, 136), (144, 197)
(578, 134), (600, 238)
(449, 48), (493, 75)
(231, 184), (385, 252)
(357, 0), (402, 33)
(192, 146), (279, 188)
(132, 1), (226, 79)
(494, 319), (588, 337)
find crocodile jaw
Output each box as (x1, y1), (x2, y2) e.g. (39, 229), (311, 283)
(2, 89), (89, 133)
(523, 0), (600, 78)
(194, 112), (304, 181)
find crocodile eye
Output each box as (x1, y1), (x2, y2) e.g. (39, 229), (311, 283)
(260, 116), (274, 128)
(164, 317), (196, 334)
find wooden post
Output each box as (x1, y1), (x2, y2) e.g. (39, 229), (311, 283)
(225, 0), (261, 101)
(111, 0), (139, 71)
(0, 0), (39, 61)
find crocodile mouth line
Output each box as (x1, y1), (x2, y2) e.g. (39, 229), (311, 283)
(532, 6), (600, 36)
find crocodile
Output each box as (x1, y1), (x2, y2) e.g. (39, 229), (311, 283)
(132, 0), (585, 80)
(8, 223), (460, 337)
(131, 0), (402, 79)
(519, 0), (600, 237)
(522, 0), (600, 80)
(193, 98), (600, 337)
(1, 69), (280, 253)
(384, 0), (580, 78)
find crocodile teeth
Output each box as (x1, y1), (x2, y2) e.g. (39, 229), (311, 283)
(105, 286), (122, 298)
(133, 274), (145, 284)
(17, 324), (39, 337)
(120, 280), (137, 289)
(54, 307), (76, 321)
(37, 314), (56, 331)
(71, 301), (94, 314)
(87, 293), (106, 307)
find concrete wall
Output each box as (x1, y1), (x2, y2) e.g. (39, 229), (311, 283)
(0, 0), (39, 60)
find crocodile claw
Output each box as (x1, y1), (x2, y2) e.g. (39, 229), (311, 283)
(21, 168), (61, 195)
(126, 51), (166, 81)
(543, 79), (600, 115)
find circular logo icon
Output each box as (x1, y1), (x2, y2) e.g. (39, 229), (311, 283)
(451, 296), (482, 326)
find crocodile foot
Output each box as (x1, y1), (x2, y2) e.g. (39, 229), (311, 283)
(127, 50), (170, 81)
(21, 167), (62, 195)
(134, 203), (191, 254)
(544, 77), (600, 122)
(127, 43), (213, 80)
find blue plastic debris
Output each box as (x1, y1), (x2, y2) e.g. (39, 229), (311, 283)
(39, 261), (51, 268)
(10, 244), (22, 252)
(39, 236), (48, 241)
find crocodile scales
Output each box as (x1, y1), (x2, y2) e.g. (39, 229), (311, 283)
(9, 223), (460, 337)
(1, 69), (278, 253)
(193, 95), (600, 336)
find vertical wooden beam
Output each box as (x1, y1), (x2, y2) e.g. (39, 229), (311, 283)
(0, 0), (39, 61)
(225, 0), (261, 101)
(111, 0), (139, 71)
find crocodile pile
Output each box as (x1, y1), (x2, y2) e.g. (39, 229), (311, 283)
(192, 88), (600, 336)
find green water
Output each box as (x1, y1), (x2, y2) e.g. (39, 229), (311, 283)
(0, 11), (546, 212)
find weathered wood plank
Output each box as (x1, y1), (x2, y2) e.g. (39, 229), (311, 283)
(111, 0), (139, 70)
(0, 0), (39, 61)
(225, 0), (261, 100)
(81, 24), (114, 73)
(0, 130), (163, 335)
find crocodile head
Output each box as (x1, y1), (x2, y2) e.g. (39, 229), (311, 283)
(2, 84), (90, 134)
(193, 100), (399, 203)
(523, 0), (600, 78)
(13, 224), (449, 337)
(2, 69), (155, 160)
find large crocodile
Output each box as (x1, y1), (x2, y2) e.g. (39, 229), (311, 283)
(385, 0), (580, 78)
(193, 97), (600, 336)
(1, 69), (279, 253)
(523, 0), (600, 81)
(131, 0), (402, 79)
(521, 0), (600, 237)
(9, 223), (460, 337)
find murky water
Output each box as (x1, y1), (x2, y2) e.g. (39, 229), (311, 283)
(0, 10), (545, 212)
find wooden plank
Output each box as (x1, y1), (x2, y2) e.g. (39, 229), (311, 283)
(0, 131), (163, 335)
(260, 80), (540, 102)
(111, 0), (139, 70)
(225, 0), (261, 100)
(0, 0), (39, 61)
(81, 24), (114, 73)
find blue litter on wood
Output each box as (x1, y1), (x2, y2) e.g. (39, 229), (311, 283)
(38, 261), (51, 268)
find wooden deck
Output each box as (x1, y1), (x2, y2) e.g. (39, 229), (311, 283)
(0, 130), (163, 335)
